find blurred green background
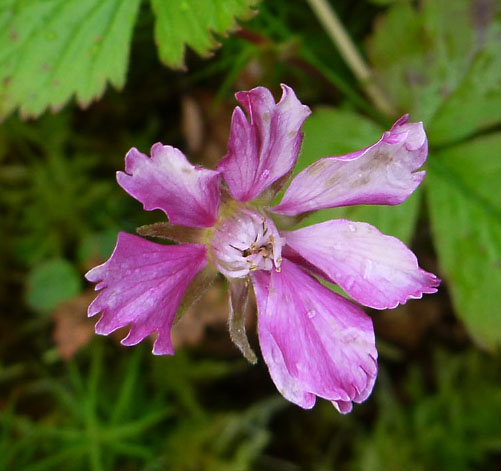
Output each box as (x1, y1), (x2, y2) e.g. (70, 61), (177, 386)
(1, 0), (501, 469)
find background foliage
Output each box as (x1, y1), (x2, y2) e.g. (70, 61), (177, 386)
(1, 0), (500, 469)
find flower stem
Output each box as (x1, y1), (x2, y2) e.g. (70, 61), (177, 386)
(305, 0), (397, 118)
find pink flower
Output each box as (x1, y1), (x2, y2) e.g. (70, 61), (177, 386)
(86, 85), (439, 413)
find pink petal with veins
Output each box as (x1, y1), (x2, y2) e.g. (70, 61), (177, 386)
(285, 220), (440, 309)
(272, 115), (427, 216)
(218, 84), (311, 202)
(117, 144), (221, 227)
(86, 232), (207, 355)
(252, 259), (377, 412)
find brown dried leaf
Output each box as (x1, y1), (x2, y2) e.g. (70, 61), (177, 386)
(52, 290), (96, 360)
(181, 95), (205, 154)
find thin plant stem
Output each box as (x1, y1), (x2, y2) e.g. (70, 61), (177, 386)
(300, 46), (388, 125)
(255, 6), (376, 116)
(305, 0), (397, 118)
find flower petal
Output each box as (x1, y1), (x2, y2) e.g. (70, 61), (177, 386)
(332, 400), (353, 414)
(117, 144), (221, 227)
(217, 84), (311, 202)
(272, 115), (427, 216)
(251, 259), (377, 411)
(85, 232), (207, 355)
(284, 220), (440, 309)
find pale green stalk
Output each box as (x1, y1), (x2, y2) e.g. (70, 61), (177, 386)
(305, 0), (397, 117)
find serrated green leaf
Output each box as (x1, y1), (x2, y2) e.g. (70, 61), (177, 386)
(427, 133), (501, 350)
(150, 0), (258, 68)
(367, 0), (501, 145)
(294, 107), (420, 243)
(26, 258), (82, 311)
(0, 0), (141, 119)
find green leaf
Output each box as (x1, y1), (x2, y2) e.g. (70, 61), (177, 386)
(367, 0), (501, 145)
(77, 229), (120, 264)
(295, 107), (384, 174)
(429, 15), (501, 145)
(330, 190), (421, 245)
(366, 0), (399, 4)
(26, 258), (82, 311)
(427, 133), (501, 350)
(294, 107), (420, 243)
(150, 0), (259, 68)
(0, 0), (141, 119)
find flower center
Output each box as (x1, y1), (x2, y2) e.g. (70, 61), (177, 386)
(210, 209), (284, 278)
